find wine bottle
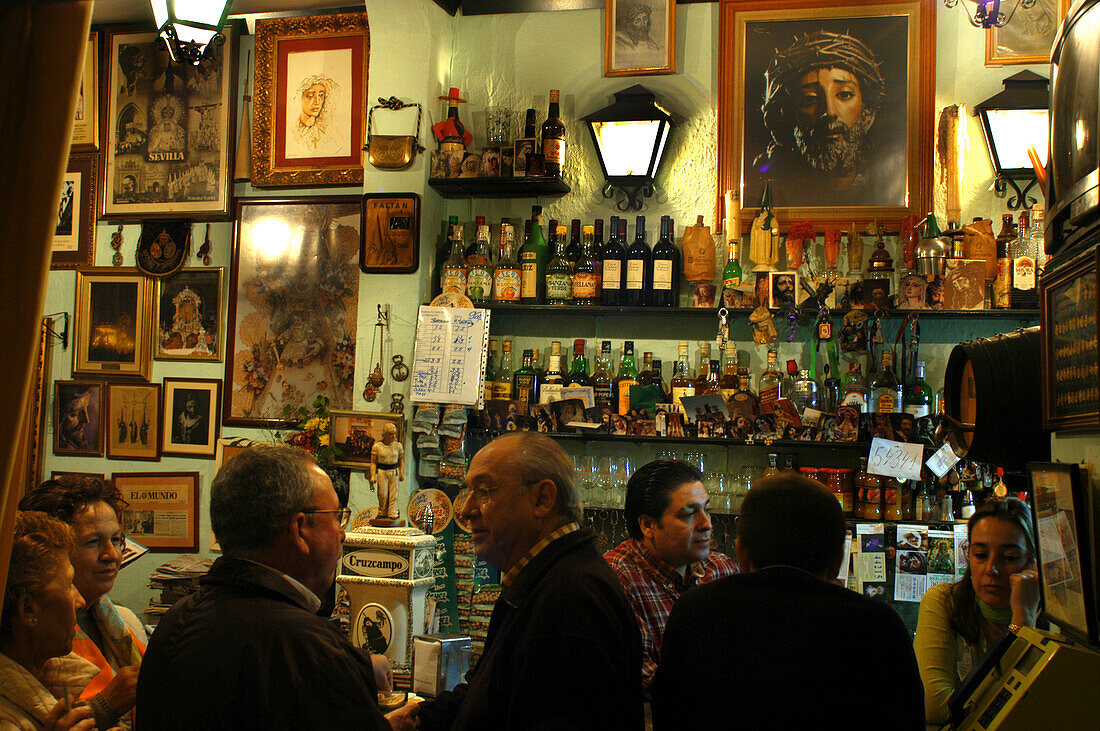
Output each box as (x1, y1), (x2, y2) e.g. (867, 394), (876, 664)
(565, 219), (582, 267)
(572, 224), (601, 306)
(600, 216), (626, 306)
(541, 89), (566, 177)
(520, 205), (548, 304)
(567, 339), (591, 387)
(651, 215), (681, 307)
(624, 215), (651, 307)
(721, 233), (743, 308)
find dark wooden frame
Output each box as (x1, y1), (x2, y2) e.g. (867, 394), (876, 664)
(717, 0), (935, 231)
(51, 154), (98, 270)
(161, 377), (222, 458)
(1040, 247), (1100, 431)
(360, 192), (420, 274)
(52, 380), (104, 458)
(112, 471), (201, 551)
(105, 381), (161, 461)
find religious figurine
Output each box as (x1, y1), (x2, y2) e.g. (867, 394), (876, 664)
(749, 306), (778, 346)
(369, 422), (405, 526)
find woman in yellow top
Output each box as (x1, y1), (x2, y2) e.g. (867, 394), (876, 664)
(913, 498), (1039, 726)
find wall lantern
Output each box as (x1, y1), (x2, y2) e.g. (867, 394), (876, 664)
(150, 0), (232, 65)
(974, 70), (1049, 210)
(943, 0), (1035, 29)
(582, 85), (674, 212)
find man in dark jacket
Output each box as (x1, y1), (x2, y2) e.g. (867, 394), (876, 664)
(136, 444), (416, 730)
(652, 474), (924, 730)
(418, 432), (644, 729)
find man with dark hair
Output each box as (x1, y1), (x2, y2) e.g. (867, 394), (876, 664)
(604, 460), (738, 696)
(652, 474), (924, 729)
(136, 444), (415, 730)
(755, 30), (903, 206)
(417, 432), (643, 729)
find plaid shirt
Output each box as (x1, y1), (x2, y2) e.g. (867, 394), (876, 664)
(604, 539), (739, 693)
(501, 522), (582, 589)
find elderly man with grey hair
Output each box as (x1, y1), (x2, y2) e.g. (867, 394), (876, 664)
(136, 444), (416, 730)
(418, 432), (644, 729)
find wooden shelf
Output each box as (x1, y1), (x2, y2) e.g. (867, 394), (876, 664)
(473, 429), (870, 450)
(477, 303), (1039, 319)
(427, 176), (570, 198)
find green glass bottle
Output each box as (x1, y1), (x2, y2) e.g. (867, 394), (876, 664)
(466, 224), (494, 304)
(614, 340), (640, 415)
(545, 225), (573, 305)
(520, 206), (549, 304)
(513, 348), (540, 406)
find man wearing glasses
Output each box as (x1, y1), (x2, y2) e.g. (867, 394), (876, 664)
(417, 432), (644, 729)
(136, 444), (417, 730)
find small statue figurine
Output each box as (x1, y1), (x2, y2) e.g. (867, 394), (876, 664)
(369, 422), (405, 526)
(749, 306), (778, 346)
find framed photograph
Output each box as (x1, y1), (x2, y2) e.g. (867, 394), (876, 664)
(718, 0), (934, 230)
(113, 471), (200, 551)
(71, 32), (99, 152)
(161, 378), (221, 458)
(251, 12), (369, 187)
(986, 0), (1070, 66)
(329, 410), (403, 470)
(73, 268), (154, 380)
(106, 382), (161, 461)
(1040, 248), (1099, 431)
(51, 154), (98, 270)
(214, 436), (274, 471)
(102, 25), (237, 219)
(226, 197), (361, 426)
(50, 471), (106, 480)
(767, 270), (800, 309)
(154, 267), (224, 361)
(605, 0), (676, 77)
(360, 193), (420, 274)
(53, 380), (104, 457)
(942, 259), (987, 311)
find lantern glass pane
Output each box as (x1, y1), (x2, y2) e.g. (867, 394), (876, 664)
(986, 108), (1049, 170)
(592, 120), (662, 176)
(173, 24), (218, 46)
(151, 0), (169, 28)
(173, 0), (227, 25)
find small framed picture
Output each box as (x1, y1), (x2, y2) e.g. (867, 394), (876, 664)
(161, 378), (222, 458)
(113, 471), (201, 551)
(106, 382), (161, 461)
(479, 148), (501, 177)
(360, 193), (420, 274)
(154, 267), (224, 361)
(767, 270), (799, 309)
(605, 0), (676, 77)
(50, 471), (106, 481)
(214, 436), (275, 471)
(500, 146), (514, 177)
(514, 138), (536, 177)
(53, 381), (104, 457)
(943, 259), (987, 310)
(70, 32), (99, 152)
(51, 154), (98, 270)
(73, 268), (154, 380)
(329, 410), (404, 470)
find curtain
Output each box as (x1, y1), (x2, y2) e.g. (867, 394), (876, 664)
(0, 0), (92, 606)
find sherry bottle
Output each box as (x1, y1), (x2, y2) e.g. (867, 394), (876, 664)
(493, 224), (521, 303)
(545, 225), (573, 305)
(591, 340), (615, 408)
(567, 339), (591, 387)
(572, 224), (601, 305)
(541, 89), (566, 177)
(565, 219), (582, 267)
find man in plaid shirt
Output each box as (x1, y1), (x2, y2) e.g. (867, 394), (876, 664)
(604, 460), (739, 695)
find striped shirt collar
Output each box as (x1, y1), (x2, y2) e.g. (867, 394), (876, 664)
(500, 522), (582, 589)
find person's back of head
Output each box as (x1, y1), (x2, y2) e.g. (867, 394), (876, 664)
(736, 474), (845, 578)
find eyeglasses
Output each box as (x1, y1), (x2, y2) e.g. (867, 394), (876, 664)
(304, 507), (352, 529)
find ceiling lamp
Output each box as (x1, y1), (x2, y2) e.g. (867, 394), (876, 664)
(974, 70), (1050, 210)
(943, 0), (1037, 29)
(582, 85), (674, 212)
(150, 0), (232, 65)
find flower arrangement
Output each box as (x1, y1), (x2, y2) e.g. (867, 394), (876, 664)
(273, 395), (348, 499)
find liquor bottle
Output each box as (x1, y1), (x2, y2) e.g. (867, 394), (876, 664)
(792, 370), (821, 415)
(718, 343), (739, 403)
(624, 215), (651, 307)
(465, 215), (486, 263)
(493, 339), (515, 400)
(615, 340), (640, 415)
(702, 360), (722, 395)
(484, 339), (498, 403)
(514, 108), (537, 177)
(640, 358), (669, 401)
(640, 351), (654, 380)
(994, 213), (1014, 309)
(600, 216), (626, 306)
(565, 219), (582, 267)
(651, 215), (681, 307)
(433, 215), (460, 298)
(434, 88), (471, 151)
(821, 363), (842, 415)
(567, 339), (591, 387)
(721, 232), (743, 307)
(440, 224), (468, 294)
(841, 361), (870, 412)
(546, 225), (573, 305)
(694, 342), (713, 393)
(493, 224), (521, 303)
(513, 349), (540, 406)
(541, 341), (565, 404)
(497, 218), (511, 260)
(466, 224), (494, 304)
(670, 341), (696, 413)
(520, 205), (549, 304)
(572, 224), (601, 305)
(1010, 208), (1039, 309)
(782, 360), (798, 402)
(758, 349), (781, 413)
(903, 360), (933, 418)
(533, 348), (545, 382)
(728, 368), (760, 417)
(541, 89), (566, 177)
(870, 350), (903, 413)
(591, 340), (615, 408)
(763, 453), (780, 478)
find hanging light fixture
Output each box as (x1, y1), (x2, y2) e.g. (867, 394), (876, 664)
(582, 85), (674, 212)
(943, 0), (1037, 29)
(150, 0), (232, 65)
(974, 70), (1049, 210)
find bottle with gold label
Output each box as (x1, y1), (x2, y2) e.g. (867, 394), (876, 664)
(493, 224), (521, 303)
(572, 224), (601, 305)
(758, 349), (781, 413)
(541, 89), (566, 177)
(591, 340), (614, 408)
(546, 225), (573, 305)
(670, 341), (696, 413)
(440, 224), (468, 294)
(615, 341), (639, 415)
(870, 350), (903, 413)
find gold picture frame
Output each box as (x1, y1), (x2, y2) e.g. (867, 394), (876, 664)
(106, 381), (161, 461)
(985, 0), (1071, 66)
(251, 12), (370, 187)
(70, 31), (99, 152)
(153, 267), (224, 361)
(73, 268), (154, 380)
(605, 0), (676, 77)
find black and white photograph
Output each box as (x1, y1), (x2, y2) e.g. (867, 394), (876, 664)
(605, 0), (676, 76)
(161, 378), (221, 458)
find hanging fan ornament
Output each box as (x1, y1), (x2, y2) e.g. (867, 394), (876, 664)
(362, 305), (388, 402)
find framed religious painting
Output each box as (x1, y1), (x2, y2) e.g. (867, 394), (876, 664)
(73, 268), (154, 380)
(53, 380), (104, 458)
(113, 471), (200, 551)
(51, 154), (97, 270)
(70, 31), (99, 152)
(717, 0), (934, 232)
(161, 378), (221, 458)
(154, 267), (224, 361)
(986, 0), (1071, 66)
(101, 25), (237, 219)
(605, 0), (676, 77)
(105, 381), (161, 461)
(225, 197), (361, 427)
(360, 193), (420, 273)
(251, 12), (369, 187)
